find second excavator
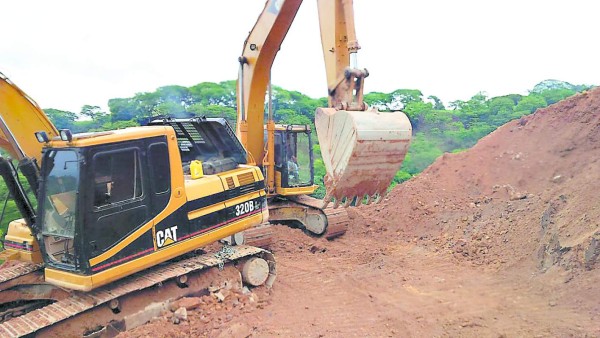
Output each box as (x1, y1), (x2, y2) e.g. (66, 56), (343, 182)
(236, 0), (412, 238)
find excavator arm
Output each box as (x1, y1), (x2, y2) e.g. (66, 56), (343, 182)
(318, 0), (365, 110)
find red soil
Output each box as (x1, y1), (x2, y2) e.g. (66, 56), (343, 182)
(122, 88), (600, 337)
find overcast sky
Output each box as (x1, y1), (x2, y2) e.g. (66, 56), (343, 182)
(2, 0), (599, 113)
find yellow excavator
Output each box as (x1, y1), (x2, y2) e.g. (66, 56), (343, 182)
(0, 0), (411, 336)
(0, 72), (276, 336)
(237, 0), (412, 238)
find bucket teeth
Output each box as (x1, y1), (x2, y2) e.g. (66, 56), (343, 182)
(332, 198), (342, 209)
(323, 193), (387, 208)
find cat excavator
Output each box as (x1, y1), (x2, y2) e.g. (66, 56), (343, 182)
(0, 72), (277, 336)
(237, 0), (412, 238)
(0, 0), (411, 336)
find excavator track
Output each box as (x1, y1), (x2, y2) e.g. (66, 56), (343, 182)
(269, 195), (349, 240)
(0, 245), (275, 338)
(321, 205), (349, 239)
(243, 223), (275, 248)
(0, 261), (44, 292)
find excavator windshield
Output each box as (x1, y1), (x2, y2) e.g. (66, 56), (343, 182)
(38, 149), (81, 268)
(285, 131), (312, 186)
(40, 149), (79, 238)
(274, 126), (314, 188)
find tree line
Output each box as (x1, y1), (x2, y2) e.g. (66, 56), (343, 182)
(0, 79), (590, 238)
(43, 79), (587, 196)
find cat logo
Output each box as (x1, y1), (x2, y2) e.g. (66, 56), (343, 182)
(156, 226), (178, 248)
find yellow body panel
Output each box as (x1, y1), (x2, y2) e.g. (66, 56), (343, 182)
(184, 174), (224, 201)
(48, 126), (171, 148)
(46, 210), (266, 291)
(188, 191), (265, 221)
(273, 171), (317, 196)
(3, 219), (43, 263)
(44, 268), (93, 291)
(185, 165), (263, 219)
(276, 185), (318, 196)
(234, 165), (262, 182)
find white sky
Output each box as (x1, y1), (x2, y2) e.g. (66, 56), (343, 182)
(2, 0), (599, 113)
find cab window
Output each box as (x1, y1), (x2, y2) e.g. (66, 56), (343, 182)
(93, 149), (142, 207)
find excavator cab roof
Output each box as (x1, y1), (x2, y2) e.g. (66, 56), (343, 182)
(148, 117), (247, 165)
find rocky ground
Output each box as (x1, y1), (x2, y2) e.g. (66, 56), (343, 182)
(120, 88), (600, 337)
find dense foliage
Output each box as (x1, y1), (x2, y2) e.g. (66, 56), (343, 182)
(0, 79), (590, 237)
(44, 79), (589, 193)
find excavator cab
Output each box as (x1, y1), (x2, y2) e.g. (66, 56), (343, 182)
(272, 125), (315, 192)
(37, 138), (161, 279)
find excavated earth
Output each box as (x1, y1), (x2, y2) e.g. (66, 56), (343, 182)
(120, 88), (600, 337)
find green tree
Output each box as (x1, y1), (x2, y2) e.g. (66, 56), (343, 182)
(540, 88), (576, 105)
(44, 108), (77, 129)
(400, 133), (443, 175)
(427, 95), (445, 110)
(448, 99), (465, 110)
(156, 85), (193, 108)
(81, 105), (102, 119)
(108, 97), (140, 122)
(390, 89), (423, 109)
(515, 94), (547, 113)
(364, 92), (393, 110)
(189, 81), (236, 107)
(488, 97), (514, 115)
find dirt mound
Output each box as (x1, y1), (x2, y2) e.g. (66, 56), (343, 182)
(361, 88), (600, 272)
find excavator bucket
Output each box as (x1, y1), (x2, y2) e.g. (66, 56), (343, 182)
(315, 107), (412, 208)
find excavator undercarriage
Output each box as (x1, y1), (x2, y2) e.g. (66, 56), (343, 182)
(268, 195), (348, 239)
(0, 245), (275, 337)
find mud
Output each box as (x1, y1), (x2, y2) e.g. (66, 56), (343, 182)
(121, 88), (600, 337)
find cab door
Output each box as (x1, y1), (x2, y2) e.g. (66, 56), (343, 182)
(83, 140), (152, 268)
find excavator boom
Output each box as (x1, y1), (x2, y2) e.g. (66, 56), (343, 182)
(0, 73), (59, 166)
